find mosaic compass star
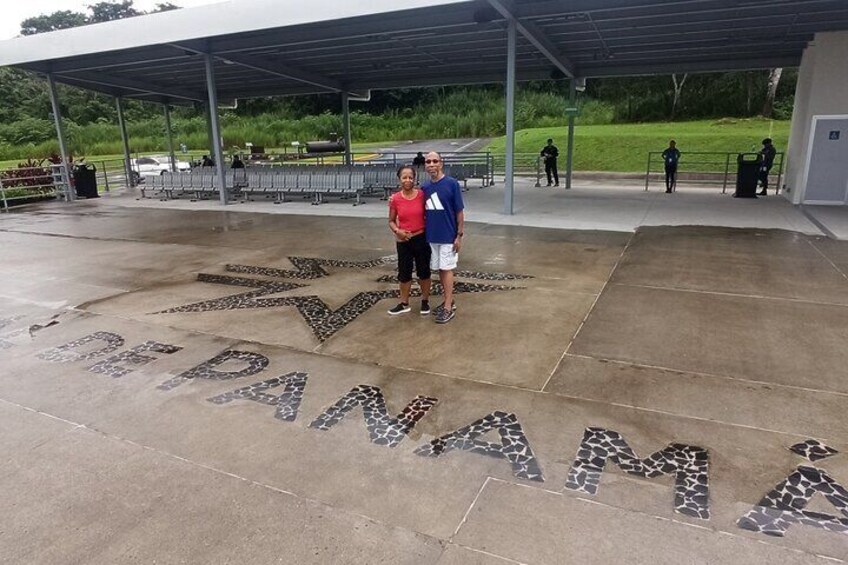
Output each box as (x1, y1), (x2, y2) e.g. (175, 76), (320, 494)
(152, 256), (532, 342)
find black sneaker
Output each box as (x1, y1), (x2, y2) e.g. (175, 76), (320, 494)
(420, 300), (431, 315)
(388, 303), (411, 315)
(435, 308), (455, 324)
(431, 302), (457, 316)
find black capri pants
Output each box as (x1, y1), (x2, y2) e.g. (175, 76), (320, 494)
(397, 233), (431, 283)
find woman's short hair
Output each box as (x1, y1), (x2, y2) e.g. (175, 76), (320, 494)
(397, 165), (416, 179)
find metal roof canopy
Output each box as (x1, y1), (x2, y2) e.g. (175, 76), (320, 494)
(2, 0), (847, 106)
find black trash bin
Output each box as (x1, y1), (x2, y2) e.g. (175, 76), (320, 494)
(734, 153), (761, 198)
(73, 164), (99, 198)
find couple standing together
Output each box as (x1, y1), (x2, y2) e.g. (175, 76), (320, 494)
(387, 151), (464, 324)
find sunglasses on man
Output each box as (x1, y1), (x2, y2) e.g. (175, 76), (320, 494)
(425, 159), (440, 164)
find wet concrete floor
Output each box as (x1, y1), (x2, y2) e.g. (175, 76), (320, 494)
(1, 203), (847, 564)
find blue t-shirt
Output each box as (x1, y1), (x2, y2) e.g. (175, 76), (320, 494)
(423, 175), (464, 244)
(662, 148), (680, 167)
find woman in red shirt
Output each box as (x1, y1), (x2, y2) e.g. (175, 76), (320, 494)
(387, 166), (432, 315)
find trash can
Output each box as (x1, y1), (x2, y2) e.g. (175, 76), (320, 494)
(734, 153), (761, 198)
(73, 164), (99, 198)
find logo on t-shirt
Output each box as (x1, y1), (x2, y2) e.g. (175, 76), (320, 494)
(426, 193), (445, 211)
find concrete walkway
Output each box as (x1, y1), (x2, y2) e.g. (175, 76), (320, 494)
(103, 176), (826, 236)
(1, 188), (847, 564)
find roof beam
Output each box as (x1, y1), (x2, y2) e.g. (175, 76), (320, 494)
(579, 55), (802, 77)
(218, 53), (360, 95)
(487, 0), (576, 78)
(57, 70), (206, 102)
(170, 43), (366, 98)
(38, 46), (195, 74)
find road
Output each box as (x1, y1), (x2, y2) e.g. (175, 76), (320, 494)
(367, 137), (490, 162)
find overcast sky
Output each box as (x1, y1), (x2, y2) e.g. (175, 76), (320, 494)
(1, 0), (223, 41)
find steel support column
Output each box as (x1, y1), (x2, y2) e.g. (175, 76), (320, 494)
(504, 19), (517, 215)
(204, 52), (228, 205)
(115, 97), (134, 189)
(342, 93), (352, 166)
(163, 102), (177, 172)
(46, 73), (73, 201)
(565, 79), (577, 190)
(204, 103), (214, 158)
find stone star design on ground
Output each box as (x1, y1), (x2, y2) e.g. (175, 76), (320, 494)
(152, 257), (532, 342)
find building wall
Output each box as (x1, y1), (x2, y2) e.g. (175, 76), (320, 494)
(785, 31), (848, 204)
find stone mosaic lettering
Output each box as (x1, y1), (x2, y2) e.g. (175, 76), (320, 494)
(789, 439), (839, 462)
(37, 331), (125, 363)
(207, 372), (308, 422)
(414, 411), (544, 482)
(33, 331), (848, 545)
(564, 427), (710, 519)
(157, 350), (270, 391)
(88, 341), (183, 378)
(738, 440), (846, 537)
(737, 466), (848, 537)
(310, 385), (437, 447)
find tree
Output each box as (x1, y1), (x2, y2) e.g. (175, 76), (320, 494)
(670, 73), (688, 119)
(87, 1), (141, 24)
(154, 3), (181, 11)
(20, 10), (87, 35)
(762, 68), (783, 118)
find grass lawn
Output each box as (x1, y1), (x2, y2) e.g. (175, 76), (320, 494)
(485, 118), (791, 172)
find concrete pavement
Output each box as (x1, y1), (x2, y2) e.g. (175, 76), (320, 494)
(1, 197), (847, 564)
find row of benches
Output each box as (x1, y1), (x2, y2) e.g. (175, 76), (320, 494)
(140, 163), (491, 205)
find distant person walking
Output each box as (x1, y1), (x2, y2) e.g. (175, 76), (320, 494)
(422, 151), (464, 324)
(662, 140), (681, 193)
(540, 139), (559, 187)
(757, 138), (777, 196)
(201, 155), (214, 167)
(231, 155), (244, 169)
(412, 152), (426, 167)
(387, 166), (431, 316)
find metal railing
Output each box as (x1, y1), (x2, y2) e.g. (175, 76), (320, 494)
(0, 165), (61, 211)
(238, 151), (495, 187)
(0, 158), (134, 211)
(644, 151), (785, 194)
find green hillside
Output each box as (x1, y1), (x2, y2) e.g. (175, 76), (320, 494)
(485, 118), (791, 172)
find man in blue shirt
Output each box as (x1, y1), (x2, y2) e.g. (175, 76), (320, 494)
(422, 151), (465, 324)
(661, 140), (681, 193)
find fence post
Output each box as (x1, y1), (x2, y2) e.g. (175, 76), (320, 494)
(644, 152), (652, 191)
(721, 153), (732, 194)
(775, 152), (785, 196)
(101, 160), (110, 192)
(535, 155), (542, 187)
(0, 175), (7, 213)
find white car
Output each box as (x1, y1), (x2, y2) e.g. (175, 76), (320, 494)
(131, 156), (191, 182)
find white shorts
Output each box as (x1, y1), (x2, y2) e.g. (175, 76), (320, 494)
(430, 243), (459, 271)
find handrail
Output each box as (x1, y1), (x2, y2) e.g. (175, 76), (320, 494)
(644, 151), (786, 194)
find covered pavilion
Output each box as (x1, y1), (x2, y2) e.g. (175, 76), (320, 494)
(0, 0), (847, 209)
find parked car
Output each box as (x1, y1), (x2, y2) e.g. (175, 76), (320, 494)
(131, 156), (190, 182)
